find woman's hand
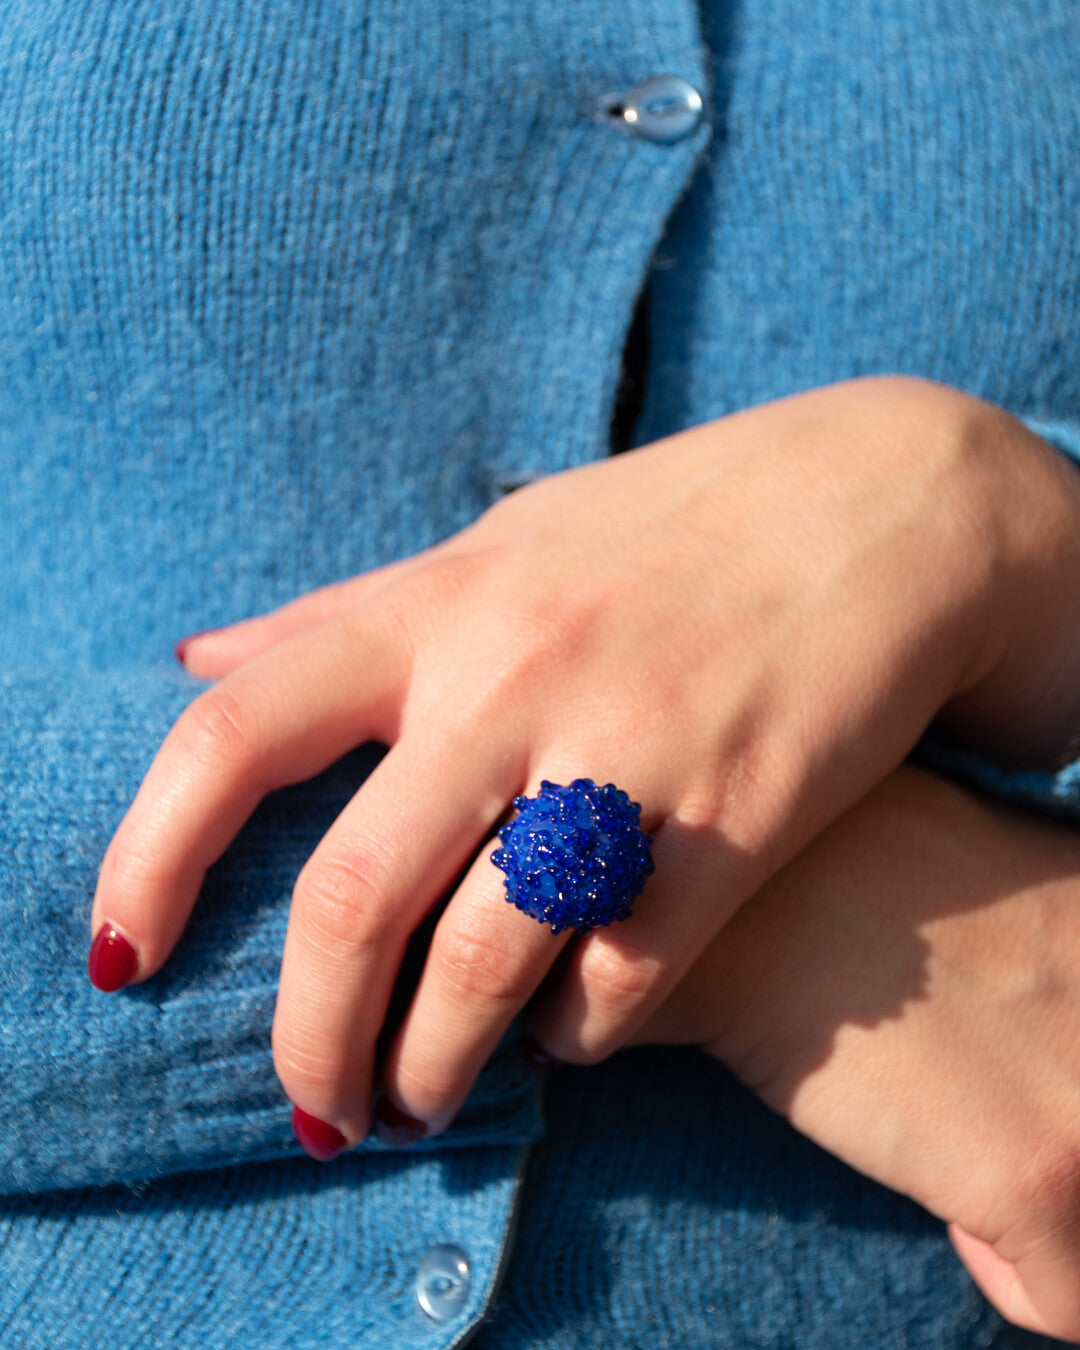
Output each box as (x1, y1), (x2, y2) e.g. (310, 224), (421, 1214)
(633, 765), (1080, 1342)
(90, 375), (1080, 1149)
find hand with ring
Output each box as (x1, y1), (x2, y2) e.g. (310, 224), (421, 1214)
(89, 375), (1080, 1153)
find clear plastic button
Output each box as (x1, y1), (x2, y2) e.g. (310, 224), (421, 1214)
(416, 1244), (472, 1323)
(621, 74), (704, 145)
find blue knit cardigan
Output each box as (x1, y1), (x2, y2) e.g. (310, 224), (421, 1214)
(2, 2), (1079, 1346)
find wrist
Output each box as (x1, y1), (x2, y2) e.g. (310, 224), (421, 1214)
(935, 390), (1080, 766)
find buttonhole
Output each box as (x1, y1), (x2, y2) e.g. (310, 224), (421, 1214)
(588, 92), (630, 127)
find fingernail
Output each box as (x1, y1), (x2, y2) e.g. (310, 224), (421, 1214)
(174, 629), (214, 665)
(522, 1035), (563, 1072)
(373, 1096), (427, 1149)
(87, 925), (139, 992)
(291, 1106), (348, 1162)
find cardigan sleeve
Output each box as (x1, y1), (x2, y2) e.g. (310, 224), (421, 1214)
(0, 663), (541, 1196)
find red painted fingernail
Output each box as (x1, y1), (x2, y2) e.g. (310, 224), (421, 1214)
(291, 1106), (348, 1162)
(173, 629), (214, 665)
(522, 1035), (563, 1072)
(87, 926), (139, 992)
(373, 1096), (427, 1149)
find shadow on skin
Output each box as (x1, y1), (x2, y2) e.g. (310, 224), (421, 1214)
(649, 762), (1080, 1128)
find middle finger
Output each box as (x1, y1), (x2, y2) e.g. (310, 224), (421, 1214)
(271, 726), (524, 1140)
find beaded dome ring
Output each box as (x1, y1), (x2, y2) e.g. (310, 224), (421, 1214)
(491, 778), (655, 935)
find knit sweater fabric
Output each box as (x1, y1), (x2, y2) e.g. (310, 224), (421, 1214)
(1, 1), (1078, 1346)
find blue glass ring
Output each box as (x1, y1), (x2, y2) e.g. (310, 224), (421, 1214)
(491, 778), (655, 935)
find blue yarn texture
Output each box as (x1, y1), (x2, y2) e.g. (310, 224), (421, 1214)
(492, 780), (654, 934)
(1, 0), (1078, 1345)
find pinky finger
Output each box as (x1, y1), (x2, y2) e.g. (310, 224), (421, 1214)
(177, 554), (426, 679)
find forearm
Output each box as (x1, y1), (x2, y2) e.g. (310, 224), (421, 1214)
(636, 764), (1080, 1339)
(931, 397), (1080, 768)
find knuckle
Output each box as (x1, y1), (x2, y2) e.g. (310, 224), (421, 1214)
(406, 553), (474, 609)
(271, 1025), (352, 1103)
(395, 552), (487, 642)
(506, 595), (601, 671)
(174, 686), (257, 772)
(294, 844), (397, 953)
(685, 745), (796, 856)
(579, 938), (663, 1013)
(100, 832), (163, 895)
(675, 770), (741, 832)
(391, 1060), (465, 1120)
(432, 923), (530, 1008)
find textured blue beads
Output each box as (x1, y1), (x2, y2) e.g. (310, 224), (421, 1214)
(491, 779), (654, 935)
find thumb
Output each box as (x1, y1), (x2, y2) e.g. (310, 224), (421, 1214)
(948, 1221), (1080, 1343)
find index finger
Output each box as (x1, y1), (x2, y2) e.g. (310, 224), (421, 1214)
(89, 605), (412, 982)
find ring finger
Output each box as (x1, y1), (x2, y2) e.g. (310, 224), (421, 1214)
(373, 834), (575, 1143)
(377, 769), (682, 1141)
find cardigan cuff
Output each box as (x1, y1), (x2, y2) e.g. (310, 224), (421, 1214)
(914, 730), (1080, 823)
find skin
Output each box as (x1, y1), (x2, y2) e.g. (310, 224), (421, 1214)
(91, 375), (1080, 1163)
(631, 765), (1080, 1342)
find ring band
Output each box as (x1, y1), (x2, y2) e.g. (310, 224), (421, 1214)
(491, 778), (654, 935)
